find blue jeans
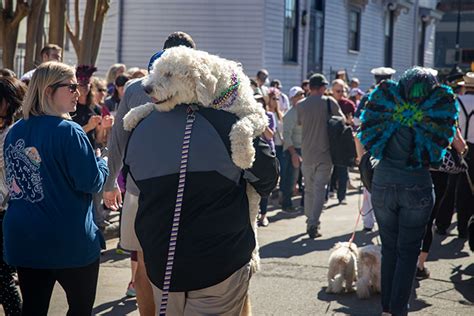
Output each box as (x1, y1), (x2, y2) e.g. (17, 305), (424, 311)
(372, 182), (434, 316)
(280, 149), (301, 209)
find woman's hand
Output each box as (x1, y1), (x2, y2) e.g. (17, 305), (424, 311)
(83, 115), (102, 133)
(103, 188), (123, 211)
(452, 128), (468, 155)
(263, 127), (274, 140)
(101, 115), (114, 129)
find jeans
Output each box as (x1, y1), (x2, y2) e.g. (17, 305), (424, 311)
(372, 182), (434, 316)
(280, 149), (301, 209)
(301, 162), (332, 228)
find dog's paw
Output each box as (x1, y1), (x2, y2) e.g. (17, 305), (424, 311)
(123, 103), (155, 131)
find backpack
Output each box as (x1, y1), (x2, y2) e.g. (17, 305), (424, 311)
(326, 98), (357, 166)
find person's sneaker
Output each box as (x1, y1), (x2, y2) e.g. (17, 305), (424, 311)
(416, 267), (430, 280)
(116, 242), (130, 255)
(307, 225), (322, 239)
(258, 216), (269, 227)
(126, 281), (136, 297)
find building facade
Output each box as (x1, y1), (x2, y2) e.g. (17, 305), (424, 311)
(60, 0), (441, 91)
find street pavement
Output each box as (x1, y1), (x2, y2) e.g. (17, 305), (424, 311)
(9, 172), (473, 315)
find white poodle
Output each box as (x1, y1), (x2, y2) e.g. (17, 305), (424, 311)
(123, 46), (269, 274)
(326, 242), (358, 294)
(356, 244), (381, 299)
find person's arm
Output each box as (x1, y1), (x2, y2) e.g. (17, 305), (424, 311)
(103, 90), (133, 192)
(283, 110), (301, 167)
(329, 97), (346, 123)
(62, 125), (109, 194)
(244, 137), (279, 197)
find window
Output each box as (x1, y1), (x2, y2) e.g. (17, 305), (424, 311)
(462, 49), (474, 64)
(348, 8), (361, 51)
(283, 0), (299, 62)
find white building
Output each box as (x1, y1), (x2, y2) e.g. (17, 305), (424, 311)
(7, 1), (442, 92)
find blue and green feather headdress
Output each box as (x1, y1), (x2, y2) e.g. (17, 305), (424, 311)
(358, 67), (459, 169)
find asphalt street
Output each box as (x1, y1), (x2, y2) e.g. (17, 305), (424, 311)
(7, 173), (473, 316)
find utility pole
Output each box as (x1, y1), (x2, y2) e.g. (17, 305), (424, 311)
(454, 0), (462, 66)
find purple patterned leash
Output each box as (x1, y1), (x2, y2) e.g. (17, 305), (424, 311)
(159, 105), (197, 315)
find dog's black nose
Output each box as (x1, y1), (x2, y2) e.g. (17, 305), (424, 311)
(143, 85), (153, 95)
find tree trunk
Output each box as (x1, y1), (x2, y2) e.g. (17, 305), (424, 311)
(48, 0), (66, 48)
(24, 0), (45, 73)
(0, 1), (29, 70)
(79, 0), (98, 64)
(91, 0), (109, 65)
(35, 0), (47, 65)
(66, 0), (110, 65)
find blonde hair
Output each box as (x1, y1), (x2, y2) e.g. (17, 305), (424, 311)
(105, 63), (126, 84)
(22, 61), (75, 120)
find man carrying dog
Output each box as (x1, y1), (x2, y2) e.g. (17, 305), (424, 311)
(103, 32), (196, 316)
(123, 47), (278, 315)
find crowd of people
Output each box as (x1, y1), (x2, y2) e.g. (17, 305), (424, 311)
(0, 31), (473, 316)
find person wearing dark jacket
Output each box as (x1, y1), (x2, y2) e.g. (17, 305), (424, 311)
(123, 46), (278, 315)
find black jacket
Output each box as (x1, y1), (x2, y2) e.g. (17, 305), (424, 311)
(124, 104), (278, 291)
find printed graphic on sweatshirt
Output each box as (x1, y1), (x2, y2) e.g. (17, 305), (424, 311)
(5, 139), (44, 203)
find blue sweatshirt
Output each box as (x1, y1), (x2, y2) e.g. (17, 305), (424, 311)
(3, 115), (109, 268)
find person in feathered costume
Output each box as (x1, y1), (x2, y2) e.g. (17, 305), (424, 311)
(357, 67), (458, 316)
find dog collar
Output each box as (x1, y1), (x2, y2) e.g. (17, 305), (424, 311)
(211, 71), (240, 109)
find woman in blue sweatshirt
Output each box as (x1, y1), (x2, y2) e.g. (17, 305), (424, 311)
(2, 62), (109, 316)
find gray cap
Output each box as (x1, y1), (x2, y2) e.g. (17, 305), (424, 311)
(309, 73), (329, 87)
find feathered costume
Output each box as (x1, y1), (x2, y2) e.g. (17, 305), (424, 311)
(358, 69), (459, 169)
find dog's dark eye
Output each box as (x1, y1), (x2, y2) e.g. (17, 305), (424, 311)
(163, 72), (172, 78)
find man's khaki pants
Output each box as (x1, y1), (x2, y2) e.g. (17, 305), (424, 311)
(151, 263), (250, 316)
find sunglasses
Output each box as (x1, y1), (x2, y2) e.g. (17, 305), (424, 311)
(97, 88), (107, 93)
(52, 83), (79, 93)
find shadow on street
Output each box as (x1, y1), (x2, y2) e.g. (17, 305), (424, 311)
(259, 230), (379, 259)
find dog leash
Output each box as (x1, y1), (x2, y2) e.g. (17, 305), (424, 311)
(159, 105), (198, 315)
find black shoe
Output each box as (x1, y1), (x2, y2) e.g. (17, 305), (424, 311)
(363, 227), (373, 232)
(307, 225), (322, 239)
(458, 231), (467, 239)
(416, 267), (430, 280)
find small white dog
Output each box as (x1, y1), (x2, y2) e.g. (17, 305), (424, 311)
(326, 242), (358, 294)
(356, 244), (381, 299)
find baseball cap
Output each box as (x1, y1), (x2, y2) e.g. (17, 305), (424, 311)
(309, 73), (329, 87)
(289, 86), (305, 98)
(147, 50), (165, 73)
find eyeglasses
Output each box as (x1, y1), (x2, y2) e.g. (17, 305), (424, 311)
(51, 83), (79, 93)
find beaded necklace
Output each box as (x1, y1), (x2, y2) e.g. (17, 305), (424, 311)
(211, 71), (240, 109)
